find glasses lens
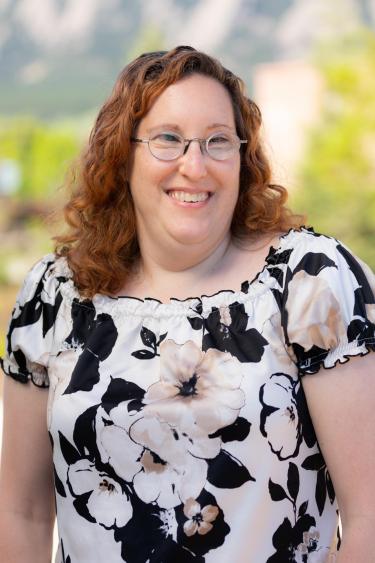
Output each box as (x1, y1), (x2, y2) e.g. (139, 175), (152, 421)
(150, 133), (183, 160)
(207, 134), (238, 160)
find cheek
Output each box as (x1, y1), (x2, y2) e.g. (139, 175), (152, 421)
(130, 155), (174, 193)
(221, 162), (240, 197)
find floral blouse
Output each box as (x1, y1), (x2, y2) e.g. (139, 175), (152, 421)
(1, 227), (375, 563)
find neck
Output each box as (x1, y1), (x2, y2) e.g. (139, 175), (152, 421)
(134, 231), (233, 291)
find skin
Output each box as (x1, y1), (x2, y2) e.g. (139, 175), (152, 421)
(302, 354), (375, 562)
(129, 74), (241, 261)
(126, 73), (274, 302)
(0, 380), (55, 563)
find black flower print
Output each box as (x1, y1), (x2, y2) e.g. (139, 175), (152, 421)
(337, 244), (375, 346)
(266, 515), (318, 563)
(64, 298), (96, 351)
(4, 229), (369, 561)
(206, 448), (255, 488)
(4, 257), (64, 386)
(58, 398), (179, 560)
(132, 326), (168, 359)
(114, 497), (203, 563)
(64, 310), (118, 394)
(60, 538), (71, 563)
(260, 373), (316, 460)
(7, 257), (64, 340)
(302, 452), (336, 516)
(188, 302), (268, 363)
(266, 247), (294, 268)
(56, 353), (240, 561)
(267, 463), (322, 563)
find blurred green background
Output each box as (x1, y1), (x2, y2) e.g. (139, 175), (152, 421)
(1, 0), (375, 361)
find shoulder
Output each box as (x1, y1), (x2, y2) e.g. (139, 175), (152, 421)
(1, 254), (74, 386)
(273, 226), (344, 265)
(268, 226), (374, 289)
(272, 228), (375, 374)
(17, 253), (73, 305)
(26, 252), (72, 282)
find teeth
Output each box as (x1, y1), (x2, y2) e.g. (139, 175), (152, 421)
(169, 191), (210, 202)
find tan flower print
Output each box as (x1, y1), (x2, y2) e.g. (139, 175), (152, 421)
(143, 339), (245, 436)
(183, 498), (219, 537)
(286, 271), (347, 352)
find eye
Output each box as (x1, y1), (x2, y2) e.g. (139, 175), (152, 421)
(208, 134), (232, 146)
(152, 132), (182, 146)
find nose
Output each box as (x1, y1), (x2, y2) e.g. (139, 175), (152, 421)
(178, 139), (208, 179)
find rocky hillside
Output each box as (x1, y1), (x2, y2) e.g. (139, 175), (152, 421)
(0, 0), (374, 117)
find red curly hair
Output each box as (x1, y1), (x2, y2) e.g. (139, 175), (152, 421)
(54, 45), (304, 298)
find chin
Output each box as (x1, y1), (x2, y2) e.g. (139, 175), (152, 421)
(170, 229), (211, 246)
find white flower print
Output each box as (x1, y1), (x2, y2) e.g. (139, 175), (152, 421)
(95, 402), (208, 509)
(99, 424), (144, 482)
(260, 373), (303, 460)
(130, 417), (208, 509)
(158, 508), (178, 540)
(67, 459), (132, 528)
(143, 339), (245, 437)
(95, 406), (143, 482)
(183, 498), (219, 537)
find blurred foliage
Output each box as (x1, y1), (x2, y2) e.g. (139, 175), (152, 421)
(0, 116), (80, 200)
(292, 29), (375, 269)
(126, 24), (166, 63)
(0, 116), (84, 352)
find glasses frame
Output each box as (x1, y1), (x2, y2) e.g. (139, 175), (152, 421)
(131, 132), (248, 161)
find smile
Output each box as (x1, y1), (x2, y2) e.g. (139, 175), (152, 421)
(168, 190), (211, 203)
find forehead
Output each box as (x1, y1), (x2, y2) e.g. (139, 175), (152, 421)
(140, 74), (236, 131)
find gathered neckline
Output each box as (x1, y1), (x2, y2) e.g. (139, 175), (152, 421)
(54, 227), (312, 316)
(106, 227), (301, 303)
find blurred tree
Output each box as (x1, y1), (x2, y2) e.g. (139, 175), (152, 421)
(0, 117), (79, 200)
(126, 24), (166, 63)
(292, 29), (375, 269)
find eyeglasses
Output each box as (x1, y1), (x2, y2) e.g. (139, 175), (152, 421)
(131, 132), (248, 161)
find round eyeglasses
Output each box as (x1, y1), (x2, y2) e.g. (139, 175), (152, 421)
(131, 132), (248, 161)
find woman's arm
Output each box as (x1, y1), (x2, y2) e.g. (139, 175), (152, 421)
(0, 376), (55, 563)
(302, 353), (375, 563)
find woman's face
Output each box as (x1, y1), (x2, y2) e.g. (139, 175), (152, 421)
(128, 73), (241, 254)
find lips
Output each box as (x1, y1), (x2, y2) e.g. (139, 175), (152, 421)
(166, 189), (213, 204)
(168, 190), (211, 202)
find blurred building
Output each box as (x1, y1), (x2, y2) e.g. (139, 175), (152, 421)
(253, 60), (324, 189)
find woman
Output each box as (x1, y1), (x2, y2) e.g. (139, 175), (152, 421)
(0, 46), (374, 563)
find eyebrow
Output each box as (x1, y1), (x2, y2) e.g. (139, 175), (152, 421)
(145, 123), (235, 134)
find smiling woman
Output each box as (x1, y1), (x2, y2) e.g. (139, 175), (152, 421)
(0, 46), (375, 563)
(127, 74), (244, 273)
(52, 46), (302, 299)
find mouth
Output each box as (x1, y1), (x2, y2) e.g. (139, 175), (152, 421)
(166, 190), (212, 203)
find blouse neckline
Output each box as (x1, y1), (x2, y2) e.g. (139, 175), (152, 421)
(55, 227), (307, 317)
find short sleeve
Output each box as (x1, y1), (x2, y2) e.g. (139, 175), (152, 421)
(0, 254), (63, 387)
(279, 230), (375, 375)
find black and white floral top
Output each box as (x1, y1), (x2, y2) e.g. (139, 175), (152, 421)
(1, 227), (375, 563)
